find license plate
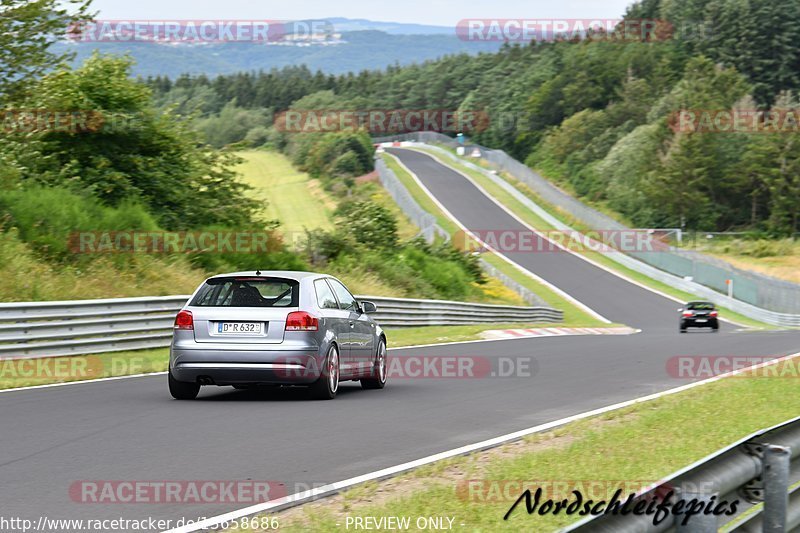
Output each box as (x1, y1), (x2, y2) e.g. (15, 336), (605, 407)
(216, 322), (264, 335)
(695, 319), (707, 323)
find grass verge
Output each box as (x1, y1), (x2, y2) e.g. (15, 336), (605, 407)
(234, 357), (800, 532)
(0, 347), (169, 390)
(410, 147), (774, 329)
(689, 239), (800, 285)
(236, 150), (336, 234)
(0, 322), (561, 391)
(0, 230), (207, 302)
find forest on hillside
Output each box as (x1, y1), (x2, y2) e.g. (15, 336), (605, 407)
(149, 0), (800, 234)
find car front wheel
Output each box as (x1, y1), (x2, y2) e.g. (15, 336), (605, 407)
(362, 339), (387, 390)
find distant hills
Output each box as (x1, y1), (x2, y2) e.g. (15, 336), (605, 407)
(56, 18), (501, 77)
(320, 17), (454, 35)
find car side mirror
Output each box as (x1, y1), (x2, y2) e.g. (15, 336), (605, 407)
(361, 301), (377, 314)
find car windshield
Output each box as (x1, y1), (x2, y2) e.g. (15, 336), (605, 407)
(190, 277), (299, 307)
(687, 302), (715, 310)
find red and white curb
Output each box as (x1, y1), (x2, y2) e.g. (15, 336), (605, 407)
(480, 326), (639, 340)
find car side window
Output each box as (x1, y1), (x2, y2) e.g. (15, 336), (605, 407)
(314, 279), (339, 310)
(327, 279), (358, 312)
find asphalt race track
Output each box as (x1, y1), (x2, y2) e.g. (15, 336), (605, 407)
(2, 148), (798, 527)
(387, 148), (683, 330)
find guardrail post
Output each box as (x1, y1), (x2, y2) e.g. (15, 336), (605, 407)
(675, 492), (717, 533)
(763, 444), (791, 532)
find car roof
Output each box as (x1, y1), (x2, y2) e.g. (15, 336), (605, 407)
(207, 271), (327, 281)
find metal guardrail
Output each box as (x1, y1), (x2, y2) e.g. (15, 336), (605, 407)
(0, 295), (563, 359)
(564, 416), (800, 532)
(375, 157), (450, 244)
(365, 295), (562, 327)
(378, 135), (800, 326)
(0, 296), (189, 359)
(478, 258), (549, 307)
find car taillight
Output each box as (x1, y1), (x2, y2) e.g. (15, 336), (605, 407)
(682, 311), (693, 317)
(285, 311), (319, 331)
(710, 311), (718, 317)
(174, 310), (194, 330)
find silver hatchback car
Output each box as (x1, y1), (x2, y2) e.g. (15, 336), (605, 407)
(168, 271), (387, 400)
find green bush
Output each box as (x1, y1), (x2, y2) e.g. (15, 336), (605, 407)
(244, 126), (272, 148)
(331, 151), (363, 176)
(335, 199), (399, 250)
(188, 246), (308, 273)
(304, 226), (485, 301)
(170, 223), (308, 273)
(0, 186), (159, 260)
(396, 246), (476, 300)
(196, 103), (273, 148)
(294, 131), (374, 183)
(6, 54), (258, 230)
(303, 229), (356, 263)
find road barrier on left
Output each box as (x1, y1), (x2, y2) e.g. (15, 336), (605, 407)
(0, 295), (563, 359)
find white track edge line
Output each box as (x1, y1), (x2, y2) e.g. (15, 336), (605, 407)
(0, 328), (637, 394)
(164, 350), (800, 533)
(0, 371), (169, 393)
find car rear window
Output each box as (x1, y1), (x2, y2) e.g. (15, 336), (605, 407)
(687, 302), (715, 310)
(190, 277), (299, 307)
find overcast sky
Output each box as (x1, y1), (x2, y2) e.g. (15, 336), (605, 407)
(85, 0), (639, 26)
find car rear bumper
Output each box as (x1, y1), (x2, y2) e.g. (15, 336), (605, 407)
(680, 318), (719, 328)
(171, 346), (324, 385)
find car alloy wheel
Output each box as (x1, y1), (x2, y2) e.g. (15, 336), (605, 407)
(328, 345), (339, 394)
(376, 341), (386, 383)
(362, 339), (387, 390)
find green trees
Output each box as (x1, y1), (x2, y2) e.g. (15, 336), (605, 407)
(195, 102), (273, 148)
(649, 132), (719, 230)
(601, 124), (665, 226)
(5, 54), (257, 229)
(700, 0), (800, 105)
(286, 130), (374, 194)
(0, 0), (92, 102)
(0, 4), (298, 286)
(741, 110), (800, 233)
(140, 0), (800, 235)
